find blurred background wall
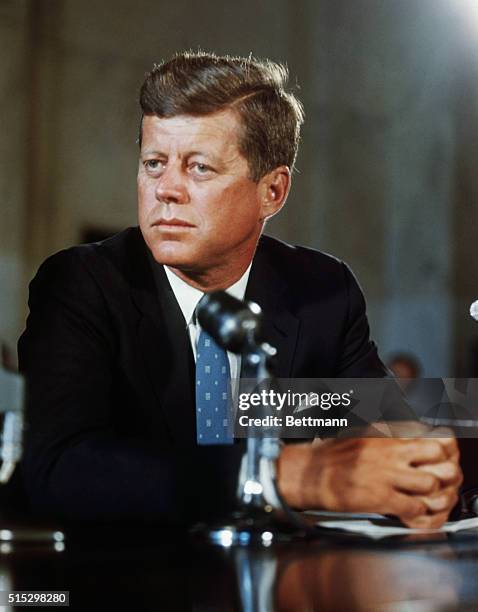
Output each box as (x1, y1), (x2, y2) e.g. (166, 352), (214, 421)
(2, 0), (478, 376)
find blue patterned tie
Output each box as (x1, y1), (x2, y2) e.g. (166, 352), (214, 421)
(195, 329), (234, 445)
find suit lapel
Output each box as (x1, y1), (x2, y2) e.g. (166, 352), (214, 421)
(128, 233), (196, 446)
(245, 237), (300, 378)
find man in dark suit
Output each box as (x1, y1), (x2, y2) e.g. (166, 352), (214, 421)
(18, 52), (461, 528)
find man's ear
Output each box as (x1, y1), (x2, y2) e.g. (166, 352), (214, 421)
(258, 166), (291, 221)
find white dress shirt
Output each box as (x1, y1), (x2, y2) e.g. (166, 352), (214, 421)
(163, 265), (252, 381)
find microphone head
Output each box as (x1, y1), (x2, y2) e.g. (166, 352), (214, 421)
(197, 291), (262, 353)
(471, 300), (478, 322)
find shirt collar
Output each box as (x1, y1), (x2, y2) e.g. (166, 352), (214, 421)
(164, 264), (252, 326)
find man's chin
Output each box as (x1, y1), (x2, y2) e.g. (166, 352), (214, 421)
(147, 242), (196, 270)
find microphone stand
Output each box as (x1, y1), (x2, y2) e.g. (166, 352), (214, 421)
(0, 367), (65, 547)
(0, 367), (24, 484)
(194, 293), (311, 546)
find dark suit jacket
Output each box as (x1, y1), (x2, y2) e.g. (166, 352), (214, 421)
(18, 228), (387, 524)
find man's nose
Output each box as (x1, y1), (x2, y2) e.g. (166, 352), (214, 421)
(155, 165), (189, 204)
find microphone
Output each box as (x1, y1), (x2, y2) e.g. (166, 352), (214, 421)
(471, 300), (478, 322)
(196, 291), (262, 354)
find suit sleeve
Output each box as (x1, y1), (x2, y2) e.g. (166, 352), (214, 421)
(336, 263), (417, 421)
(336, 262), (388, 378)
(18, 251), (239, 524)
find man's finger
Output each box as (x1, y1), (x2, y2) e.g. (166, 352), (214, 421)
(393, 469), (439, 495)
(430, 433), (458, 459)
(385, 491), (427, 521)
(402, 439), (446, 464)
(418, 461), (462, 485)
(403, 510), (450, 530)
(419, 486), (459, 514)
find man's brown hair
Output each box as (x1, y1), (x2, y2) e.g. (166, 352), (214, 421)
(139, 51), (304, 182)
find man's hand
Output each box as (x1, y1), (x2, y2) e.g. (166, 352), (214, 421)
(277, 436), (462, 528)
(408, 436), (462, 528)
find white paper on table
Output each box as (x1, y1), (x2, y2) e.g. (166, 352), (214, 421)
(305, 512), (478, 540)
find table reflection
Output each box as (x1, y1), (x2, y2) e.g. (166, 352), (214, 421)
(275, 547), (461, 611)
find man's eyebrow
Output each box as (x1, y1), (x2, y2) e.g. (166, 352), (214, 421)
(140, 149), (218, 159)
(140, 149), (166, 157)
(189, 151), (233, 169)
(139, 149), (227, 167)
(186, 150), (219, 160)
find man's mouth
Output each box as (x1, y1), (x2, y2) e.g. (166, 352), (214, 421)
(153, 219), (195, 228)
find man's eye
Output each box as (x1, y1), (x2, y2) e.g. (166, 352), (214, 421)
(144, 160), (162, 170)
(190, 162), (213, 175)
